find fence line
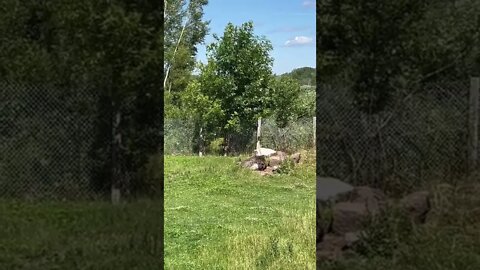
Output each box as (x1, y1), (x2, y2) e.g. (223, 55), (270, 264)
(1, 80), (161, 201)
(164, 116), (316, 156)
(1, 81), (99, 199)
(317, 77), (477, 193)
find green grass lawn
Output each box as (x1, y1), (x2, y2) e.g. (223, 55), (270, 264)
(164, 153), (316, 269)
(0, 199), (163, 270)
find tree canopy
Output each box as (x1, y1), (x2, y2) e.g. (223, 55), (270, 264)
(318, 0), (480, 113)
(0, 0), (163, 196)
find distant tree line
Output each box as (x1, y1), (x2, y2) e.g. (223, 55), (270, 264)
(279, 67), (316, 86)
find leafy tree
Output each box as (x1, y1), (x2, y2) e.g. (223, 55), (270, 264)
(164, 0), (209, 96)
(191, 21), (274, 152)
(180, 77), (224, 153)
(270, 76), (305, 128)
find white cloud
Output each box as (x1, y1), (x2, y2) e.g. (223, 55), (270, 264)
(284, 36), (313, 47)
(302, 1), (315, 8)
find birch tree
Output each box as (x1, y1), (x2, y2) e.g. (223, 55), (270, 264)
(164, 0), (209, 96)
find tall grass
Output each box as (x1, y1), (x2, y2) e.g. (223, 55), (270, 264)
(0, 199), (163, 269)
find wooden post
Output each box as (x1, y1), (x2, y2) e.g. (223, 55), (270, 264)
(313, 116), (316, 146)
(469, 77), (480, 173)
(256, 118), (262, 152)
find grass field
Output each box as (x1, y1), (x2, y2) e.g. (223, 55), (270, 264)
(164, 152), (316, 269)
(0, 199), (163, 270)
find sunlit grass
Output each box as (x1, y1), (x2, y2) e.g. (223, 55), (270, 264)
(164, 152), (316, 269)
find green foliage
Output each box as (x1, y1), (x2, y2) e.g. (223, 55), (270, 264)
(354, 206), (413, 258)
(164, 0), (209, 96)
(205, 21), (274, 131)
(187, 21), (276, 151)
(274, 158), (296, 175)
(270, 76), (309, 128)
(181, 79), (224, 126)
(207, 137), (224, 155)
(0, 0), (163, 196)
(318, 0), (480, 113)
(279, 67), (316, 86)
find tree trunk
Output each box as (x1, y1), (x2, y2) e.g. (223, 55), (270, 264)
(111, 107), (122, 204)
(164, 13), (189, 92)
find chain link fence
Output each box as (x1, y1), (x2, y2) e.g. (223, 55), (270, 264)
(1, 80), (162, 200)
(165, 116), (316, 156)
(0, 81), (99, 199)
(317, 79), (473, 193)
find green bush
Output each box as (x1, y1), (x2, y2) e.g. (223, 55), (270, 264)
(207, 137), (224, 155)
(353, 206), (413, 258)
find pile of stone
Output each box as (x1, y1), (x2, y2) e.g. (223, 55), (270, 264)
(317, 177), (431, 261)
(240, 147), (301, 176)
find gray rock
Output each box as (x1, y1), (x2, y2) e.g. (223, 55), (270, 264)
(332, 202), (369, 235)
(317, 234), (347, 261)
(400, 191), (431, 224)
(344, 231), (362, 247)
(348, 186), (387, 216)
(241, 156), (267, 171)
(317, 177), (354, 202)
(268, 151), (287, 166)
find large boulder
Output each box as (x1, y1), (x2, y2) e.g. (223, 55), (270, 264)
(317, 234), (347, 261)
(268, 151), (287, 167)
(259, 166), (274, 176)
(240, 156), (267, 171)
(317, 201), (331, 243)
(332, 202), (369, 235)
(318, 184), (433, 262)
(317, 177), (354, 203)
(399, 191), (431, 224)
(347, 186), (388, 215)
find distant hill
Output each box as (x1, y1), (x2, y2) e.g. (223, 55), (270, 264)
(278, 67), (316, 86)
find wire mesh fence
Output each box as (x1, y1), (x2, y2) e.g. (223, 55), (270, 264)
(261, 117), (316, 153)
(0, 80), (163, 200)
(164, 116), (316, 156)
(0, 81), (99, 199)
(317, 78), (474, 193)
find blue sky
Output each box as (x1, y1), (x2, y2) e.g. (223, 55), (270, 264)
(196, 0), (316, 75)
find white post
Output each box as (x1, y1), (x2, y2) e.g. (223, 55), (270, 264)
(313, 116), (316, 146)
(256, 117), (262, 152)
(199, 127), (203, 157)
